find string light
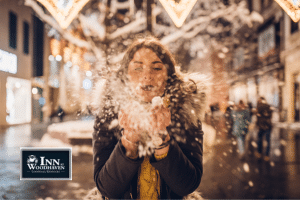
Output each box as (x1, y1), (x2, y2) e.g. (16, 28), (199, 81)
(158, 0), (198, 27)
(274, 0), (300, 22)
(50, 38), (61, 56)
(56, 55), (62, 61)
(36, 0), (90, 29)
(86, 70), (92, 77)
(63, 46), (72, 62)
(32, 87), (38, 94)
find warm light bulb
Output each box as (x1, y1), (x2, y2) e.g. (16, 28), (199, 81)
(32, 88), (38, 94)
(86, 70), (92, 77)
(56, 55), (62, 61)
(49, 55), (55, 61)
(66, 61), (73, 68)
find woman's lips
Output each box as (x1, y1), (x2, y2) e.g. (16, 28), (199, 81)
(141, 85), (154, 91)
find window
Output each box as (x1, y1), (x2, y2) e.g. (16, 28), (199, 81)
(117, 0), (129, 15)
(261, 0), (270, 9)
(258, 25), (275, 58)
(0, 49), (17, 74)
(275, 22), (280, 47)
(291, 19), (299, 34)
(23, 21), (29, 54)
(33, 15), (44, 77)
(248, 0), (253, 12)
(233, 47), (244, 70)
(9, 12), (17, 49)
(261, 0), (272, 11)
(252, 0), (262, 12)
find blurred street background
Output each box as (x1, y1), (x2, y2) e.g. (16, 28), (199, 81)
(1, 0), (300, 199)
(1, 117), (300, 199)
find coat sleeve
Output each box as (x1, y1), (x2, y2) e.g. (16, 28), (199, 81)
(245, 109), (251, 125)
(93, 115), (143, 199)
(150, 120), (203, 196)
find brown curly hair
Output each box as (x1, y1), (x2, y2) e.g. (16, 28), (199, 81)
(119, 36), (176, 77)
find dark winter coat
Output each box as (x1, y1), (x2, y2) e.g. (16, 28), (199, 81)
(231, 108), (251, 137)
(256, 101), (272, 131)
(92, 78), (204, 199)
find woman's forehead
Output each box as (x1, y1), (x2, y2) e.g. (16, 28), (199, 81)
(132, 48), (161, 60)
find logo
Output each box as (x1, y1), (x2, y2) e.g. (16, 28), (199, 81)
(27, 155), (38, 164)
(20, 147), (72, 180)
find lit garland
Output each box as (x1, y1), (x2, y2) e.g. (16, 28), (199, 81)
(36, 0), (90, 29)
(274, 0), (300, 22)
(50, 38), (61, 56)
(158, 0), (198, 27)
(63, 46), (72, 62)
(72, 51), (81, 66)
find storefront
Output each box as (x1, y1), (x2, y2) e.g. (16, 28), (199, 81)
(247, 77), (258, 108)
(294, 73), (300, 121)
(49, 38), (95, 115)
(6, 77), (32, 125)
(0, 47), (32, 126)
(31, 78), (46, 123)
(282, 25), (300, 122)
(257, 71), (280, 108)
(230, 82), (248, 105)
(229, 70), (281, 110)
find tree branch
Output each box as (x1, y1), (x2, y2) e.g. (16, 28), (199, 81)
(107, 7), (162, 40)
(160, 1), (255, 45)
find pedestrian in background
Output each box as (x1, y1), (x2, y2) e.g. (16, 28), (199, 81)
(255, 97), (273, 161)
(225, 100), (234, 137)
(231, 100), (251, 160)
(57, 105), (65, 122)
(248, 102), (253, 118)
(245, 107), (258, 156)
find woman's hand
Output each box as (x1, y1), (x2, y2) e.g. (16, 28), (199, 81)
(154, 133), (171, 156)
(119, 104), (172, 157)
(150, 105), (171, 132)
(121, 129), (140, 158)
(150, 105), (171, 156)
(119, 110), (141, 158)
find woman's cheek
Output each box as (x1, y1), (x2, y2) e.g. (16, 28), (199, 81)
(134, 83), (142, 94)
(157, 81), (163, 87)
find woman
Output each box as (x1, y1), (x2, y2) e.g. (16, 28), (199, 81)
(93, 37), (204, 199)
(231, 100), (251, 159)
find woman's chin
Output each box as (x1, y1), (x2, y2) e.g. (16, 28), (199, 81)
(136, 95), (153, 103)
(136, 92), (158, 103)
(132, 88), (164, 103)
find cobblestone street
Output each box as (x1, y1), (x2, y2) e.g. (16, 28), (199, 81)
(1, 122), (300, 199)
(198, 125), (300, 199)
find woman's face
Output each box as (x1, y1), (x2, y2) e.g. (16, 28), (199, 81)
(127, 48), (168, 102)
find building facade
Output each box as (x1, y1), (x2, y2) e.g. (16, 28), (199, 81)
(281, 13), (300, 122)
(228, 0), (284, 121)
(0, 0), (50, 127)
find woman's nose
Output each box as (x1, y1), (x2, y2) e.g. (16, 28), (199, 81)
(142, 69), (152, 80)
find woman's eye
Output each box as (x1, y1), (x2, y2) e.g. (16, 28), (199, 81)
(134, 67), (142, 71)
(153, 67), (162, 71)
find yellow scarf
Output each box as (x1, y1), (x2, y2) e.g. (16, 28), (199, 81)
(138, 153), (168, 200)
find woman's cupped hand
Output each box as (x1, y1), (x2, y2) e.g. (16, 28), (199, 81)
(149, 105), (171, 142)
(118, 104), (171, 156)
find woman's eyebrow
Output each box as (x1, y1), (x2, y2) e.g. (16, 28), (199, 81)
(152, 61), (163, 64)
(133, 61), (143, 64)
